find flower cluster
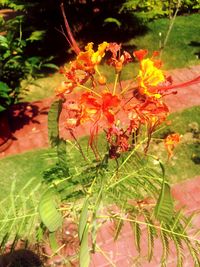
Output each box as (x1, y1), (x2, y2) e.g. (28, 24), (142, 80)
(56, 42), (184, 159)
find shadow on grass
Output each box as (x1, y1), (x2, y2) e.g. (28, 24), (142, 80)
(189, 41), (200, 58)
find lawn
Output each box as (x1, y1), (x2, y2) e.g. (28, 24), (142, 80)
(151, 106), (200, 183)
(125, 13), (200, 70)
(19, 13), (200, 102)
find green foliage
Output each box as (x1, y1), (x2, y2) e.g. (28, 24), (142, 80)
(154, 181), (174, 223)
(42, 112), (200, 266)
(78, 197), (89, 243)
(103, 17), (122, 27)
(48, 100), (63, 148)
(0, 177), (42, 250)
(38, 189), (63, 232)
(0, 11), (58, 112)
(0, 81), (11, 112)
(0, 132), (200, 265)
(79, 224), (90, 267)
(122, 0), (200, 20)
(27, 30), (46, 43)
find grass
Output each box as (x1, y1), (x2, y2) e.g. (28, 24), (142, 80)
(126, 13), (200, 70)
(20, 13), (200, 102)
(0, 149), (57, 199)
(150, 106), (200, 183)
(0, 149), (57, 240)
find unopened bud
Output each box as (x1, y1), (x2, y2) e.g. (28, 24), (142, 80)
(115, 61), (123, 73)
(98, 75), (107, 85)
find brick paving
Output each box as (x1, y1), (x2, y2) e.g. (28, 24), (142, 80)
(89, 176), (200, 267)
(0, 65), (200, 266)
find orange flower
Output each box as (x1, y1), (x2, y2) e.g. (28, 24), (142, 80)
(80, 92), (120, 125)
(129, 99), (169, 128)
(128, 99), (169, 153)
(55, 81), (76, 96)
(73, 42), (109, 73)
(164, 133), (180, 159)
(134, 50), (165, 98)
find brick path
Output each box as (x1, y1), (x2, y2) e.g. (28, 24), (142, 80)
(0, 65), (200, 266)
(90, 176), (200, 267)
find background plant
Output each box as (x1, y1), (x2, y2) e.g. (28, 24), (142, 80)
(0, 8), (58, 112)
(122, 0), (200, 20)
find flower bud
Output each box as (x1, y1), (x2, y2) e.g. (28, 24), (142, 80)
(98, 75), (107, 85)
(115, 61), (123, 73)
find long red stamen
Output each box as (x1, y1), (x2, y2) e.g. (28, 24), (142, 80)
(60, 3), (81, 55)
(158, 75), (200, 91)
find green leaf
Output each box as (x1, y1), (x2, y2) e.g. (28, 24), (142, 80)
(160, 230), (169, 266)
(114, 217), (124, 241)
(0, 35), (8, 48)
(79, 223), (90, 267)
(104, 17), (121, 27)
(0, 81), (10, 92)
(147, 224), (155, 262)
(0, 106), (6, 112)
(48, 99), (63, 148)
(0, 234), (9, 253)
(49, 232), (59, 253)
(132, 221), (141, 253)
(78, 197), (89, 242)
(27, 31), (46, 42)
(154, 181), (174, 223)
(172, 235), (184, 267)
(39, 189), (63, 232)
(57, 138), (69, 176)
(143, 210), (156, 262)
(42, 63), (59, 70)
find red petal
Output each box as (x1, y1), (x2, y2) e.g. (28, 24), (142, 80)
(133, 49), (148, 61)
(81, 92), (100, 108)
(153, 59), (162, 68)
(107, 43), (121, 57)
(152, 51), (160, 57)
(102, 92), (120, 108)
(104, 110), (115, 124)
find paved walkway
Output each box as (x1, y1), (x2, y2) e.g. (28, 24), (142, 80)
(0, 65), (200, 158)
(89, 176), (200, 267)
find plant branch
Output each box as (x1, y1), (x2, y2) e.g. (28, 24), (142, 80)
(160, 0), (182, 56)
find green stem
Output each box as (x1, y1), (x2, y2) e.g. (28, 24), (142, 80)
(97, 215), (200, 243)
(78, 84), (101, 97)
(95, 245), (116, 267)
(113, 73), (119, 95)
